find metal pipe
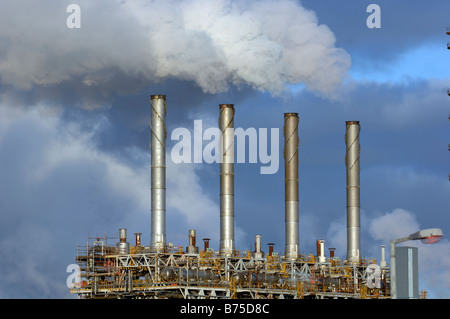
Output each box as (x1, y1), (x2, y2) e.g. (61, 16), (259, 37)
(119, 228), (127, 242)
(268, 243), (275, 256)
(135, 232), (142, 246)
(345, 121), (361, 263)
(319, 241), (326, 263)
(329, 248), (336, 258)
(254, 235), (264, 259)
(284, 113), (300, 260)
(151, 95), (167, 251)
(117, 228), (130, 254)
(189, 230), (196, 247)
(316, 239), (322, 256)
(186, 229), (199, 254)
(203, 238), (210, 251)
(380, 245), (386, 268)
(219, 104), (235, 256)
(390, 241), (397, 299)
(255, 235), (262, 253)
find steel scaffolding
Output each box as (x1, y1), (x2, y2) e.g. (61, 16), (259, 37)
(70, 236), (390, 299)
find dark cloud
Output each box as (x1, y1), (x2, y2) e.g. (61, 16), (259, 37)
(301, 0), (450, 67)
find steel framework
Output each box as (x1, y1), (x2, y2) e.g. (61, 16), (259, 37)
(70, 237), (390, 299)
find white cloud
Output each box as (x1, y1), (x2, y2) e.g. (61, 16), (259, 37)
(369, 208), (421, 242)
(0, 0), (350, 100)
(324, 214), (347, 258)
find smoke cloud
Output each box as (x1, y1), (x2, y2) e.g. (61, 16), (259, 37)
(369, 208), (420, 241)
(0, 0), (350, 105)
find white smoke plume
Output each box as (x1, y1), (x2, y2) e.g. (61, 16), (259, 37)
(0, 0), (350, 101)
(369, 208), (421, 241)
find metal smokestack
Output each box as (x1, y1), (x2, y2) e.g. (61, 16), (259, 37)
(284, 113), (300, 260)
(150, 95), (167, 251)
(186, 230), (199, 254)
(135, 232), (142, 246)
(345, 121), (361, 263)
(253, 235), (264, 259)
(117, 228), (130, 254)
(380, 245), (387, 268)
(119, 228), (127, 242)
(219, 104), (235, 256)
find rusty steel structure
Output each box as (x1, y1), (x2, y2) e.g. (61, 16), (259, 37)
(70, 95), (391, 299)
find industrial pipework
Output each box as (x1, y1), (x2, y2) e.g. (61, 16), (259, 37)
(150, 95), (167, 251)
(345, 121), (361, 263)
(283, 113), (300, 260)
(219, 104), (235, 256)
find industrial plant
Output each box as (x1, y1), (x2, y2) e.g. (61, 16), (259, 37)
(70, 95), (391, 299)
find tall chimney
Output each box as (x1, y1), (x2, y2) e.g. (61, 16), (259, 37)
(219, 104), (235, 256)
(150, 95), (167, 251)
(284, 113), (300, 260)
(345, 121), (361, 263)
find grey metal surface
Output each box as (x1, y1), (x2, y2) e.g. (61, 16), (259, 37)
(396, 246), (419, 299)
(119, 228), (127, 242)
(117, 228), (130, 254)
(284, 113), (299, 260)
(253, 234), (264, 259)
(117, 242), (130, 254)
(186, 229), (199, 254)
(219, 104), (235, 256)
(151, 95), (167, 251)
(345, 121), (361, 262)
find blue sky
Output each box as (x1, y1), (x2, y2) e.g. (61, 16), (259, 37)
(350, 43), (450, 82)
(0, 0), (449, 299)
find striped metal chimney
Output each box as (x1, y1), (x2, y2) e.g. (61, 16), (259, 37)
(150, 95), (167, 251)
(284, 113), (300, 260)
(219, 104), (235, 256)
(345, 121), (361, 263)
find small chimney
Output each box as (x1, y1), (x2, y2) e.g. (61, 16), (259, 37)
(253, 235), (264, 259)
(117, 228), (130, 254)
(329, 248), (336, 258)
(203, 238), (211, 251)
(316, 239), (323, 256)
(186, 230), (199, 254)
(319, 241), (326, 263)
(380, 245), (387, 268)
(135, 232), (142, 246)
(268, 243), (275, 257)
